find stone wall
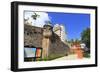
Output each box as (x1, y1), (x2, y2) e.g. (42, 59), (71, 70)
(48, 32), (69, 59)
(24, 24), (70, 60)
(24, 24), (43, 47)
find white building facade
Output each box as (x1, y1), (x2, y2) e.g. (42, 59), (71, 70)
(53, 24), (67, 42)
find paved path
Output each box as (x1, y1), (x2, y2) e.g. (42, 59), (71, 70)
(52, 54), (78, 61)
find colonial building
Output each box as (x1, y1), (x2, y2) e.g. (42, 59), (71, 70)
(70, 43), (84, 59)
(53, 24), (67, 42)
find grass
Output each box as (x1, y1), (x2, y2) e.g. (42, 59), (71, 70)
(83, 52), (90, 58)
(36, 54), (66, 61)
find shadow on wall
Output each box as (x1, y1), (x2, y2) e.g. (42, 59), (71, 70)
(49, 32), (70, 59)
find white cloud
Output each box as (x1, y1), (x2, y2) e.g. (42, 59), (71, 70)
(24, 11), (51, 27)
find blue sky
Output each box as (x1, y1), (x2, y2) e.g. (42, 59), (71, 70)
(48, 12), (90, 40)
(24, 11), (90, 41)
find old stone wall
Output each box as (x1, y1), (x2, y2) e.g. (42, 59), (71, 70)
(24, 24), (43, 47)
(48, 33), (69, 58)
(24, 24), (69, 59)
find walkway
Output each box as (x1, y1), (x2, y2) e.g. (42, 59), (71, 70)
(52, 54), (77, 61)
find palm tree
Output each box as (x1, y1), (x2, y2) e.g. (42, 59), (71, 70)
(31, 12), (40, 25)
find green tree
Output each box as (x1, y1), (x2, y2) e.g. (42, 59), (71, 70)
(31, 12), (40, 24)
(75, 39), (81, 43)
(81, 28), (90, 49)
(31, 12), (40, 20)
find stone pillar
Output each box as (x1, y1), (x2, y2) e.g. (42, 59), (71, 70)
(42, 38), (50, 58)
(42, 25), (53, 59)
